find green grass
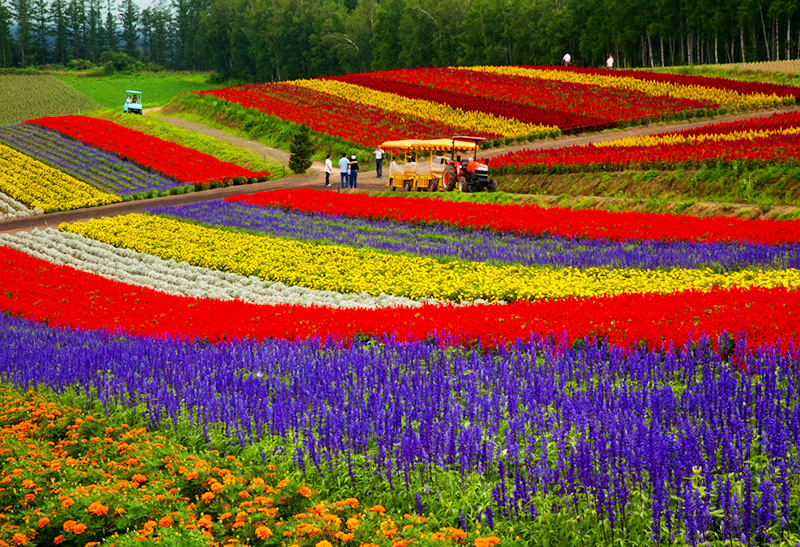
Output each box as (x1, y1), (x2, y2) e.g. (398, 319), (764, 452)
(91, 111), (284, 178)
(0, 74), (99, 125)
(56, 72), (228, 110)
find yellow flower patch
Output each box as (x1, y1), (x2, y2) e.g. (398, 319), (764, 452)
(60, 214), (800, 303)
(594, 126), (800, 148)
(461, 66), (791, 111)
(286, 79), (557, 139)
(0, 142), (121, 212)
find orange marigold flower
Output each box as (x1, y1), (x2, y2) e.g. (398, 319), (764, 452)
(159, 516), (174, 528)
(200, 492), (215, 503)
(115, 507), (126, 516)
(297, 486), (312, 498)
(12, 532), (28, 545)
(186, 472), (199, 480)
(254, 526), (272, 540)
(87, 501), (109, 516)
(335, 531), (355, 541)
(131, 474), (147, 483)
(368, 505), (385, 514)
(238, 490), (250, 498)
(392, 541), (408, 547)
(60, 497), (74, 508)
(21, 479), (35, 489)
(53, 535), (64, 544)
(38, 517), (50, 528)
(315, 541), (332, 547)
(276, 479), (289, 488)
(448, 528), (467, 540)
(62, 520), (77, 533)
(474, 537), (502, 547)
(346, 517), (360, 530)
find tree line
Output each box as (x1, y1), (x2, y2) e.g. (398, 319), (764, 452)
(1, 0), (798, 79)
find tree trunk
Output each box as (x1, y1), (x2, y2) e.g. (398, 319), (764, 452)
(659, 34), (665, 66)
(647, 28), (654, 67)
(786, 16), (791, 60)
(760, 8), (771, 60)
(740, 26), (746, 62)
(714, 32), (718, 63)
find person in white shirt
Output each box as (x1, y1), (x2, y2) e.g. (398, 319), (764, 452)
(562, 53), (571, 66)
(324, 154), (333, 186)
(374, 145), (385, 178)
(606, 54), (614, 69)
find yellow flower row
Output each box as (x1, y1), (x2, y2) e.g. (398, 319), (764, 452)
(286, 79), (558, 139)
(60, 213), (800, 303)
(595, 126), (800, 148)
(461, 66), (791, 111)
(0, 142), (121, 212)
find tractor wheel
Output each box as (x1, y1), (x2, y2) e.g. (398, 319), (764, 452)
(458, 176), (468, 193)
(487, 178), (498, 192)
(429, 178), (439, 192)
(442, 164), (457, 191)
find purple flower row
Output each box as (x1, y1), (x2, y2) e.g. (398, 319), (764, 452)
(148, 200), (800, 271)
(0, 124), (187, 196)
(2, 313), (797, 542)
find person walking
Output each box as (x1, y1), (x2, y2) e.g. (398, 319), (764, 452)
(324, 154), (332, 186)
(562, 53), (571, 66)
(374, 145), (384, 178)
(348, 155), (359, 188)
(606, 54), (614, 69)
(338, 153), (349, 189)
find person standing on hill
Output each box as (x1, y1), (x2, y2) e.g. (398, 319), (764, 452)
(606, 54), (614, 69)
(348, 155), (359, 188)
(562, 53), (571, 66)
(374, 145), (384, 178)
(324, 154), (332, 186)
(338, 153), (350, 189)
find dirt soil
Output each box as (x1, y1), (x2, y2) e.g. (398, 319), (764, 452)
(3, 103), (800, 235)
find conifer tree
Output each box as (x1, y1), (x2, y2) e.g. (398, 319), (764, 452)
(289, 124), (314, 174)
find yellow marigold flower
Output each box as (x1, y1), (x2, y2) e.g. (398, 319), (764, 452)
(255, 526), (272, 540)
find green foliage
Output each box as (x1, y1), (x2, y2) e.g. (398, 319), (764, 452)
(56, 72), (227, 109)
(288, 124), (314, 173)
(0, 73), (99, 125)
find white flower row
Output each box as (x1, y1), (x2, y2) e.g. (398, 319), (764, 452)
(0, 228), (441, 309)
(0, 191), (42, 219)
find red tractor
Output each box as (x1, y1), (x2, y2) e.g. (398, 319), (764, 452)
(440, 136), (497, 193)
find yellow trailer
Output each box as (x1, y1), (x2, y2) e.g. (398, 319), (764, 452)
(381, 137), (485, 192)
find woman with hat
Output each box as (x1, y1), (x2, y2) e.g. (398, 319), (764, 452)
(348, 155), (359, 189)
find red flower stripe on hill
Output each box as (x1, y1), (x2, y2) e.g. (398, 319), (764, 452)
(332, 72), (612, 132)
(542, 65), (800, 101)
(679, 110), (800, 136)
(357, 68), (713, 130)
(198, 83), (498, 146)
(26, 116), (270, 184)
(229, 189), (800, 245)
(1, 245), (798, 349)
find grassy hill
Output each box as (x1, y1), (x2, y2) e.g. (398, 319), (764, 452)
(0, 73), (99, 126)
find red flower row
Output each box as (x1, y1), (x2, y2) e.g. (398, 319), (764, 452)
(27, 116), (270, 184)
(231, 188), (800, 244)
(355, 68), (712, 130)
(491, 112), (800, 173)
(198, 83), (499, 147)
(1, 245), (797, 351)
(332, 71), (611, 132)
(543, 65), (800, 101)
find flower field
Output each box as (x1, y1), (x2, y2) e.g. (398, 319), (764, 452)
(27, 115), (271, 185)
(3, 186), (800, 546)
(195, 66), (799, 148)
(492, 111), (800, 173)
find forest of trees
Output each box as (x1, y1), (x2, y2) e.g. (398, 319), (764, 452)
(0, 0), (798, 81)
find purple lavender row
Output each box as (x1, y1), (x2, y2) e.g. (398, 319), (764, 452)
(1, 313), (797, 541)
(0, 124), (187, 196)
(148, 200), (800, 271)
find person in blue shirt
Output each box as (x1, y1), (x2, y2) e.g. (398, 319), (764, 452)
(338, 153), (350, 189)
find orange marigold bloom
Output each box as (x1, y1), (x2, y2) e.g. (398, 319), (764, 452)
(238, 490), (250, 498)
(254, 526), (272, 540)
(38, 517), (50, 528)
(87, 501), (109, 516)
(21, 479), (35, 489)
(474, 537), (501, 547)
(53, 535), (64, 544)
(335, 531), (355, 541)
(60, 497), (74, 508)
(297, 486), (312, 498)
(62, 520), (77, 533)
(12, 532), (28, 545)
(448, 528), (467, 540)
(131, 474), (147, 483)
(186, 472), (199, 480)
(368, 505), (386, 514)
(72, 522), (87, 534)
(315, 541), (332, 547)
(201, 492), (215, 503)
(159, 516), (174, 528)
(346, 517), (360, 530)
(276, 479), (289, 488)
(392, 541), (408, 547)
